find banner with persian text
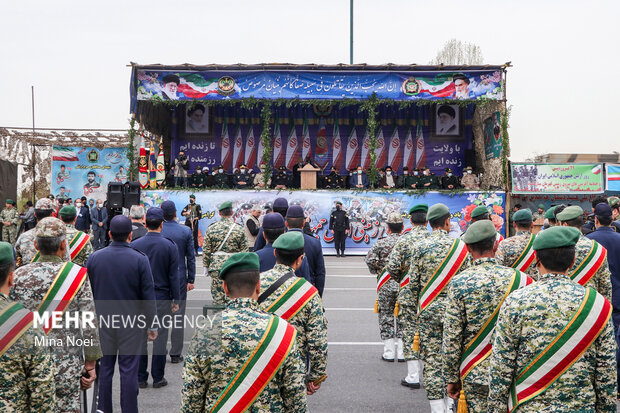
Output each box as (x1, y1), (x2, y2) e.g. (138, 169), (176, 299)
(511, 163), (604, 194)
(135, 70), (503, 102)
(51, 146), (129, 202)
(141, 190), (506, 254)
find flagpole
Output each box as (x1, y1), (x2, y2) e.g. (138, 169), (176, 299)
(350, 0), (354, 64)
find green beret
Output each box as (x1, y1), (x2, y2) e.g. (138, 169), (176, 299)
(532, 226), (580, 251)
(538, 204), (545, 209)
(59, 205), (77, 216)
(544, 206), (557, 220)
(5, 199), (13, 204)
(427, 203), (450, 221)
(220, 252), (260, 281)
(219, 201), (232, 211)
(408, 204), (428, 215)
(335, 201), (343, 206)
(273, 231), (304, 251)
(513, 208), (533, 222)
(556, 205), (583, 222)
(462, 220), (497, 244)
(471, 206), (489, 219)
(0, 242), (14, 265)
(190, 194), (196, 199)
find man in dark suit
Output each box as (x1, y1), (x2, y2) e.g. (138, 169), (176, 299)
(160, 200), (196, 364)
(86, 215), (158, 413)
(286, 205), (326, 296)
(90, 199), (108, 250)
(254, 197), (288, 252)
(348, 165), (369, 189)
(75, 196), (91, 233)
(130, 205), (148, 241)
(130, 208), (180, 389)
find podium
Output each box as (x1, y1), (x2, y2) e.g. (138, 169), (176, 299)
(300, 164), (320, 189)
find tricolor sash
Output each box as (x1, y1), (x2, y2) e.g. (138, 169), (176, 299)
(68, 231), (90, 260)
(496, 232), (505, 243)
(508, 288), (611, 412)
(0, 302), (34, 357)
(418, 239), (468, 314)
(460, 270), (533, 379)
(37, 262), (88, 334)
(210, 315), (297, 413)
(400, 273), (410, 289)
(510, 234), (536, 272)
(569, 241), (607, 287)
(376, 269), (391, 293)
(265, 278), (318, 321)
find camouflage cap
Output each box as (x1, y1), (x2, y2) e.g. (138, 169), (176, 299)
(220, 252), (260, 281)
(59, 205), (77, 216)
(35, 198), (54, 210)
(273, 231), (304, 251)
(532, 226), (580, 251)
(470, 206), (489, 219)
(556, 205), (583, 222)
(544, 206), (557, 220)
(462, 220), (497, 244)
(35, 217), (66, 238)
(386, 212), (403, 224)
(513, 208), (533, 222)
(608, 196), (620, 208)
(427, 203), (450, 221)
(0, 242), (14, 266)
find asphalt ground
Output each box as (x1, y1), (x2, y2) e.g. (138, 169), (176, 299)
(109, 256), (433, 412)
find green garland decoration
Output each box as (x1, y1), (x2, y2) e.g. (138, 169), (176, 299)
(501, 106), (511, 188)
(259, 104), (273, 183)
(359, 94), (380, 187)
(127, 116), (137, 181)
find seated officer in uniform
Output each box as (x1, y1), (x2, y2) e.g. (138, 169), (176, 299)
(233, 164), (253, 189)
(441, 168), (460, 190)
(272, 166), (291, 189)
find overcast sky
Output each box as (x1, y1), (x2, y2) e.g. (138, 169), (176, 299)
(1, 0), (618, 161)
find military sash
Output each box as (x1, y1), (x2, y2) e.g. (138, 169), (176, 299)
(37, 262), (88, 334)
(0, 302), (34, 357)
(68, 231), (90, 260)
(496, 232), (504, 243)
(510, 234), (536, 272)
(210, 316), (297, 413)
(569, 241), (607, 287)
(376, 269), (391, 293)
(418, 239), (468, 314)
(508, 288), (611, 412)
(460, 270), (533, 379)
(400, 273), (410, 289)
(265, 278), (318, 321)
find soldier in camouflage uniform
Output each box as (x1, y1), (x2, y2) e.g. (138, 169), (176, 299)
(0, 241), (57, 411)
(532, 203), (545, 222)
(203, 201), (248, 304)
(384, 203), (429, 387)
(59, 205), (93, 267)
(365, 212), (404, 362)
(407, 204), (471, 412)
(14, 197), (56, 265)
(496, 208), (538, 278)
(181, 252), (307, 412)
(442, 221), (534, 413)
(1, 199), (20, 244)
(557, 205), (612, 301)
(487, 226), (617, 412)
(9, 217), (102, 413)
(259, 232), (328, 389)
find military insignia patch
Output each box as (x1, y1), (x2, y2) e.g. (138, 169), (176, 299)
(217, 76), (236, 96)
(401, 77), (421, 96)
(87, 149), (99, 163)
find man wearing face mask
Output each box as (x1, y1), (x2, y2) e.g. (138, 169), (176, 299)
(348, 165), (369, 189)
(90, 199), (108, 250)
(323, 166), (344, 189)
(408, 168), (423, 190)
(182, 195), (202, 255)
(461, 166), (480, 190)
(379, 166), (397, 189)
(272, 166), (291, 190)
(74, 197), (91, 233)
(253, 163), (271, 189)
(329, 201), (350, 257)
(212, 165), (230, 189)
(441, 168), (461, 190)
(233, 164), (252, 189)
(419, 166), (439, 190)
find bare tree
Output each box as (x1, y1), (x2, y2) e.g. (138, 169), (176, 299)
(429, 39), (484, 65)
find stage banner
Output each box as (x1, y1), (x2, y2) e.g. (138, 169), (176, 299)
(136, 70), (503, 102)
(141, 190), (506, 254)
(605, 164), (620, 191)
(511, 163), (604, 194)
(51, 146), (129, 202)
(483, 112), (502, 160)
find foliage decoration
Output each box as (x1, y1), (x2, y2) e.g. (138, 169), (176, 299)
(359, 94), (380, 187)
(259, 103), (273, 183)
(127, 116), (137, 181)
(501, 105), (511, 188)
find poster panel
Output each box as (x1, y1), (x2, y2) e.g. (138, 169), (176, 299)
(483, 112), (502, 160)
(605, 164), (620, 191)
(511, 163), (604, 194)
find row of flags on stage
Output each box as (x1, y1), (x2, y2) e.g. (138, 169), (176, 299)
(138, 135), (165, 189)
(220, 118), (427, 172)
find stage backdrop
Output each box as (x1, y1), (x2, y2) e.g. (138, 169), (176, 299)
(141, 190), (506, 254)
(511, 163), (604, 194)
(51, 146), (129, 202)
(171, 104), (475, 177)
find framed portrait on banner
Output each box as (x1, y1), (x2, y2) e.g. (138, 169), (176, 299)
(185, 104), (212, 135)
(431, 104), (464, 139)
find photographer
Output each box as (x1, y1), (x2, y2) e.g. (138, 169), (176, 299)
(173, 150), (190, 187)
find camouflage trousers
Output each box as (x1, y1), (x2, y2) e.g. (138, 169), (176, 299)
(460, 383), (489, 413)
(397, 287), (418, 361)
(2, 226), (16, 244)
(377, 279), (402, 340)
(419, 311), (445, 400)
(52, 351), (83, 413)
(209, 270), (229, 305)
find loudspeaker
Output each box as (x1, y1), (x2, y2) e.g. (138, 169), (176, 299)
(107, 182), (124, 208)
(124, 182), (141, 208)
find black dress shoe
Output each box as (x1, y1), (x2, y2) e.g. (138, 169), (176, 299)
(153, 378), (168, 388)
(400, 379), (421, 389)
(138, 381), (148, 389)
(340, 253), (345, 258)
(170, 355), (184, 363)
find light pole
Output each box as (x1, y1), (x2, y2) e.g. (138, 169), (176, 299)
(350, 0), (353, 64)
